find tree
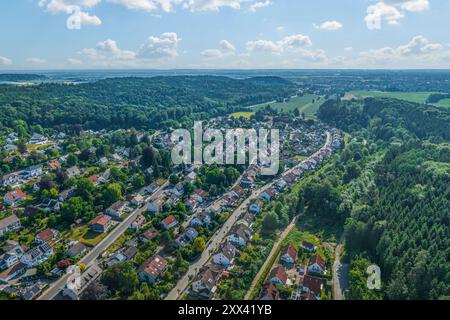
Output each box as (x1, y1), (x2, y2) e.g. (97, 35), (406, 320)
(66, 153), (78, 167)
(102, 262), (139, 297)
(103, 183), (123, 206)
(261, 211), (279, 235)
(193, 236), (206, 255)
(60, 196), (95, 224)
(76, 178), (95, 201)
(169, 174), (180, 185)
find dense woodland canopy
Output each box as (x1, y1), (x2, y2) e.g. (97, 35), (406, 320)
(318, 97), (450, 299)
(0, 76), (295, 131)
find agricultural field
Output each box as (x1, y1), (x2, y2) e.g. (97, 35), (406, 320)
(433, 98), (450, 108)
(230, 111), (256, 119)
(345, 91), (436, 104)
(249, 94), (324, 116)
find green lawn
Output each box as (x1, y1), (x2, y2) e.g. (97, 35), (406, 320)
(71, 225), (107, 247)
(433, 98), (450, 108)
(230, 111), (256, 119)
(249, 94), (323, 115)
(346, 91), (437, 104)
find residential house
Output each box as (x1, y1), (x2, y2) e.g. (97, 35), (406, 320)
(237, 213), (254, 228)
(0, 262), (27, 283)
(98, 157), (108, 165)
(227, 224), (252, 247)
(280, 244), (298, 266)
(184, 228), (199, 242)
(106, 201), (127, 218)
(191, 264), (223, 299)
(260, 188), (277, 202)
(185, 198), (198, 211)
(260, 282), (281, 301)
(301, 241), (317, 253)
(66, 166), (81, 179)
(185, 171), (197, 184)
(20, 242), (54, 267)
(301, 275), (324, 299)
(148, 198), (165, 214)
(170, 182), (184, 197)
(138, 255), (168, 284)
(0, 214), (21, 237)
(249, 199), (264, 215)
(240, 175), (254, 188)
(67, 242), (88, 258)
(35, 228), (59, 245)
(131, 194), (144, 206)
(88, 175), (99, 185)
(269, 265), (288, 286)
(1, 173), (22, 188)
(275, 179), (288, 191)
(191, 189), (208, 203)
(213, 242), (237, 268)
(209, 201), (224, 214)
(307, 255), (326, 275)
(24, 165), (43, 178)
(59, 187), (76, 202)
(130, 214), (146, 230)
(89, 215), (112, 233)
(161, 215), (178, 230)
(28, 133), (48, 145)
(139, 228), (158, 243)
(0, 241), (24, 270)
(190, 212), (212, 228)
(39, 198), (61, 212)
(4, 189), (26, 206)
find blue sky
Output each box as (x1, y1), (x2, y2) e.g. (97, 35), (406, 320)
(1, 0), (450, 69)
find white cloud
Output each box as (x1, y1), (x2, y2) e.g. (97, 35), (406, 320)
(202, 40), (236, 59)
(313, 20), (343, 31)
(365, 0), (430, 30)
(38, 0), (102, 28)
(276, 26), (285, 32)
(80, 39), (137, 63)
(25, 57), (47, 64)
(0, 56), (12, 66)
(246, 34), (313, 55)
(67, 58), (83, 65)
(248, 0), (272, 13)
(138, 32), (181, 59)
(344, 47), (353, 52)
(359, 35), (445, 65)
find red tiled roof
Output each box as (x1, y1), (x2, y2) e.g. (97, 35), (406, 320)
(269, 266), (287, 284)
(303, 275), (323, 295)
(37, 228), (55, 243)
(281, 244), (298, 261)
(88, 175), (99, 183)
(308, 255), (325, 270)
(162, 215), (177, 226)
(261, 283), (280, 300)
(140, 255), (167, 279)
(90, 214), (111, 226)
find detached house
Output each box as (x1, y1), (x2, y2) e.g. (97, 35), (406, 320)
(106, 201), (127, 218)
(249, 199), (264, 215)
(129, 214), (146, 230)
(66, 166), (81, 179)
(260, 188), (277, 202)
(307, 255), (326, 275)
(0, 214), (21, 237)
(35, 228), (59, 245)
(269, 265), (288, 286)
(190, 212), (212, 228)
(301, 241), (317, 253)
(301, 275), (324, 299)
(191, 264), (223, 299)
(138, 255), (168, 284)
(20, 242), (54, 267)
(227, 224), (252, 247)
(161, 215), (178, 230)
(213, 242), (237, 268)
(4, 189), (26, 206)
(0, 241), (24, 270)
(89, 215), (112, 233)
(148, 198), (165, 214)
(280, 244), (298, 266)
(260, 282), (281, 301)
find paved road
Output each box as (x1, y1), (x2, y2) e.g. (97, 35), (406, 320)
(244, 216), (298, 300)
(166, 132), (332, 300)
(333, 233), (348, 300)
(37, 181), (169, 300)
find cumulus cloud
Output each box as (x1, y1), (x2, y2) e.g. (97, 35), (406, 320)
(201, 39), (236, 59)
(138, 32), (182, 59)
(313, 20), (343, 31)
(246, 34), (312, 55)
(38, 0), (102, 28)
(365, 0), (430, 30)
(248, 0), (272, 13)
(360, 35), (444, 65)
(0, 56), (12, 66)
(67, 58), (83, 65)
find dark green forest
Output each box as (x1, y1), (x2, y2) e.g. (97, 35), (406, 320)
(318, 97), (450, 299)
(0, 76), (295, 131)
